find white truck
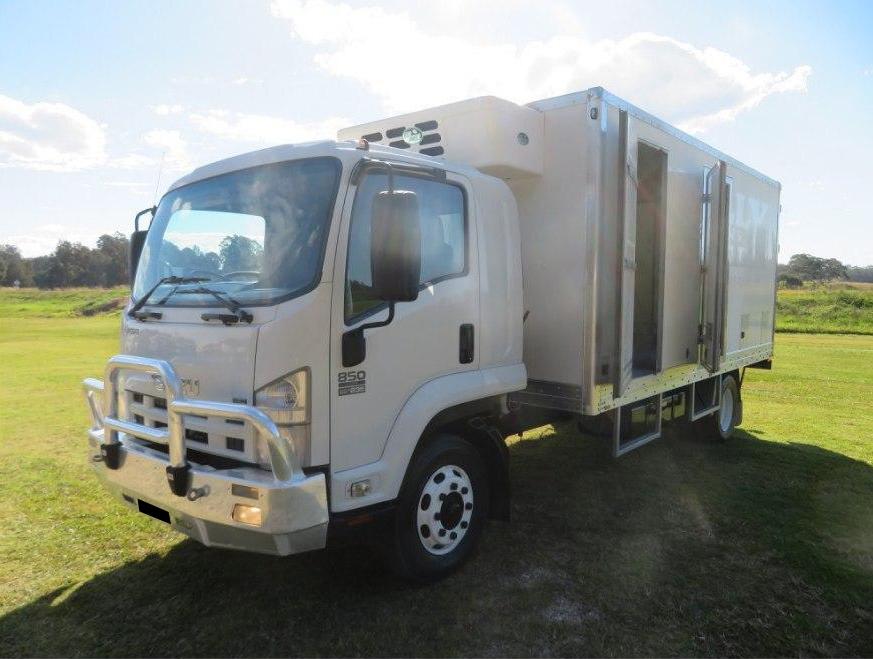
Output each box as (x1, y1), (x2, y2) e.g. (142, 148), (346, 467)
(83, 87), (779, 580)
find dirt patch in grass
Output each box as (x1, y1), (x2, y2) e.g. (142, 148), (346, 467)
(77, 296), (127, 316)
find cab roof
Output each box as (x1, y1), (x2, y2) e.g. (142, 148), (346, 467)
(165, 139), (484, 195)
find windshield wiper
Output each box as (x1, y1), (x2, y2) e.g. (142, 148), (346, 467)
(172, 286), (254, 325)
(128, 276), (208, 320)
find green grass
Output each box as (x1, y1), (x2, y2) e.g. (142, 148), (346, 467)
(776, 284), (873, 335)
(0, 295), (872, 656)
(0, 287), (129, 318)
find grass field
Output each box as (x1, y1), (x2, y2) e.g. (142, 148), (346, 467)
(777, 283), (873, 335)
(1, 290), (872, 657)
(0, 287), (129, 318)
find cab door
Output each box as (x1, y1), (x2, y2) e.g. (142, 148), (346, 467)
(329, 166), (479, 473)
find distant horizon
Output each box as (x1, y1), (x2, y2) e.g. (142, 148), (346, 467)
(4, 237), (870, 269)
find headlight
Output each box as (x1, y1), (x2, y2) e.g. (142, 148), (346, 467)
(254, 368), (310, 467)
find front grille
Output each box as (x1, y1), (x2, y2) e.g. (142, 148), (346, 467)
(185, 428), (208, 444)
(124, 386), (259, 464)
(138, 439), (258, 471)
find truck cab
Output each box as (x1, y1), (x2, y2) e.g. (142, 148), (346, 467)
(84, 139), (526, 579)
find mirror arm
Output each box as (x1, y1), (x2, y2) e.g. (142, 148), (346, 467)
(341, 302), (395, 368)
(134, 206), (156, 232)
(356, 301), (395, 335)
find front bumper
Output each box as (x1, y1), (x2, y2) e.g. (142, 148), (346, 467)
(83, 355), (328, 556)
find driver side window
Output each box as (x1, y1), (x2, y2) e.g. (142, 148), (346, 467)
(345, 172), (466, 322)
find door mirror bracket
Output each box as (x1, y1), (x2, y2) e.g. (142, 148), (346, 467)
(342, 303), (395, 368)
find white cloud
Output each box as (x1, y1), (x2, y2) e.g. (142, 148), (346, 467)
(152, 103), (185, 116)
(111, 153), (158, 169)
(5, 223), (100, 258)
(270, 0), (811, 133)
(102, 180), (152, 192)
(189, 109), (349, 145)
(0, 93), (107, 171)
(143, 129), (190, 170)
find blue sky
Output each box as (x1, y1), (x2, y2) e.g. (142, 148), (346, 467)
(1, 0), (870, 264)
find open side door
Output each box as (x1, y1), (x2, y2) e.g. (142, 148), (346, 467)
(699, 160), (728, 372)
(613, 109), (638, 398)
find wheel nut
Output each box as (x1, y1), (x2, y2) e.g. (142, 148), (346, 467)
(439, 529), (446, 537)
(461, 487), (468, 495)
(450, 483), (458, 491)
(439, 493), (446, 501)
(450, 531), (457, 540)
(465, 502), (472, 510)
(460, 521), (468, 529)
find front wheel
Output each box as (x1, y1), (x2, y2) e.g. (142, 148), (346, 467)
(387, 434), (489, 581)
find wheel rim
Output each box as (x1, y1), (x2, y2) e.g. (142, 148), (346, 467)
(416, 464), (474, 555)
(719, 386), (734, 433)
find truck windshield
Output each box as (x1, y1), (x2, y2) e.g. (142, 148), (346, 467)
(133, 157), (341, 307)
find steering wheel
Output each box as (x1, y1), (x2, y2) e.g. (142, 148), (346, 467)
(187, 269), (219, 280)
(217, 271), (260, 282)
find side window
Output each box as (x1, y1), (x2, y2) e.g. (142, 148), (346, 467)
(345, 172), (466, 321)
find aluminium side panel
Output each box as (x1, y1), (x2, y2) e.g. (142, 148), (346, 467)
(721, 165), (780, 363)
(511, 87), (779, 416)
(587, 91), (779, 415)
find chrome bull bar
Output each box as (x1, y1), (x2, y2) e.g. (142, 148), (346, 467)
(82, 355), (301, 497)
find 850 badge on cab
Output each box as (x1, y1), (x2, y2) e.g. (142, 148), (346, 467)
(337, 370), (366, 396)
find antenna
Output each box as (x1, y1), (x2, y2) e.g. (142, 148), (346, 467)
(151, 150), (167, 206)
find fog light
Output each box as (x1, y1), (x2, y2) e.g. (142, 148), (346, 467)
(350, 479), (372, 498)
(232, 504), (263, 526)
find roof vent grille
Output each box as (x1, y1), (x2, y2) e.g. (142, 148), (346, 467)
(360, 120), (442, 156)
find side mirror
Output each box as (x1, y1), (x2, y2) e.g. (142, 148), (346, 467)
(129, 206), (155, 287)
(129, 230), (148, 287)
(341, 189), (422, 368)
(370, 190), (421, 302)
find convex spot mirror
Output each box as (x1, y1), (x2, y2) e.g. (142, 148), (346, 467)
(129, 206), (155, 287)
(129, 230), (148, 287)
(370, 189), (421, 303)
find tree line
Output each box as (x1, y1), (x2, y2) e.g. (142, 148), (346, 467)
(0, 234), (130, 288)
(777, 253), (873, 288)
(0, 233), (264, 289)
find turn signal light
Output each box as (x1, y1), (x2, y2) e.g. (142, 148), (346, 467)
(232, 504), (263, 526)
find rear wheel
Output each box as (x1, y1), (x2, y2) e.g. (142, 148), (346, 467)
(698, 374), (741, 440)
(387, 434), (489, 581)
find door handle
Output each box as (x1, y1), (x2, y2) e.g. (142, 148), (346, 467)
(459, 324), (474, 364)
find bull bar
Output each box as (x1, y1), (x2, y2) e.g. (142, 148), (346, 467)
(82, 355), (328, 556)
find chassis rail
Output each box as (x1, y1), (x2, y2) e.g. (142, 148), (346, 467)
(83, 354), (301, 497)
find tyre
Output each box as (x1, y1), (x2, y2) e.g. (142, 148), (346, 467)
(387, 434), (489, 582)
(698, 374), (741, 441)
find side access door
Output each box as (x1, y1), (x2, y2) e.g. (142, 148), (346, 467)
(613, 108), (639, 398)
(329, 164), (480, 475)
(699, 160), (728, 372)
